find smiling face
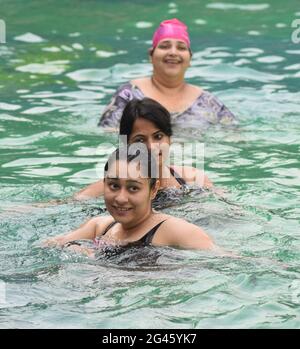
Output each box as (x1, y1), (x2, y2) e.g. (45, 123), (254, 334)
(129, 117), (171, 168)
(104, 159), (159, 227)
(150, 38), (191, 78)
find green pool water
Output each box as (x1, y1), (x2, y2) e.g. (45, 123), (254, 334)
(0, 0), (299, 329)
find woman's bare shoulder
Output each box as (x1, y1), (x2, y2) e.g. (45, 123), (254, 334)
(157, 216), (214, 249)
(94, 215), (115, 236)
(131, 77), (150, 87)
(187, 83), (203, 94)
(162, 216), (196, 230)
(171, 165), (199, 182)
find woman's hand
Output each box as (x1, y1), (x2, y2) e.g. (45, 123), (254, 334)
(42, 235), (67, 248)
(65, 244), (95, 258)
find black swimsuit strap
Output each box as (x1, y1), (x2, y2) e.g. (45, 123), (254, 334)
(138, 219), (167, 245)
(102, 221), (118, 236)
(101, 219), (167, 246)
(169, 166), (187, 186)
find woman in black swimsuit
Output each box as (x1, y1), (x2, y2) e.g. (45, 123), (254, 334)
(44, 146), (215, 255)
(74, 98), (213, 207)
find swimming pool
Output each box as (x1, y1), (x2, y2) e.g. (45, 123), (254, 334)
(0, 0), (299, 328)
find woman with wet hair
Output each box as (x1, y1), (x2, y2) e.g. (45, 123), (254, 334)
(45, 146), (215, 256)
(75, 98), (213, 207)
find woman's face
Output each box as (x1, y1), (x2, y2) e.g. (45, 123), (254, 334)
(104, 160), (158, 227)
(150, 38), (191, 78)
(129, 117), (171, 167)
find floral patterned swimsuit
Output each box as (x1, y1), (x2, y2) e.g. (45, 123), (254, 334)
(98, 82), (236, 127)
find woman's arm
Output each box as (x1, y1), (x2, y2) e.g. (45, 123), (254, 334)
(98, 83), (134, 127)
(73, 179), (104, 201)
(43, 215), (113, 247)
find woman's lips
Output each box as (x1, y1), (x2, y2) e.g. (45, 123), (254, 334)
(164, 58), (182, 64)
(112, 206), (133, 216)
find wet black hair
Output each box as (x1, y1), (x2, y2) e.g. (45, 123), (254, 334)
(104, 145), (159, 189)
(119, 98), (172, 138)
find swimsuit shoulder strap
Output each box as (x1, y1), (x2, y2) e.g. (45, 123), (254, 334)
(138, 219), (168, 246)
(102, 221), (117, 236)
(169, 166), (187, 186)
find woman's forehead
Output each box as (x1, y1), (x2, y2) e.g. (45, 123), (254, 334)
(106, 160), (148, 181)
(130, 119), (161, 137)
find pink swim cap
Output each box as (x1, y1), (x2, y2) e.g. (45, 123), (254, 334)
(152, 18), (190, 48)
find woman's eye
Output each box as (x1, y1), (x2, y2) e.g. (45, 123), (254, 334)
(158, 44), (169, 49)
(129, 186), (139, 192)
(136, 138), (144, 143)
(178, 46), (188, 51)
(109, 183), (119, 190)
(155, 134), (163, 140)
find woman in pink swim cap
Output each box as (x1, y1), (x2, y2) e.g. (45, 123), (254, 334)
(99, 18), (236, 128)
(148, 18), (194, 101)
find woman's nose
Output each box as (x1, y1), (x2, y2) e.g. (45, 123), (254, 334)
(145, 140), (152, 150)
(149, 141), (158, 150)
(150, 143), (161, 157)
(169, 45), (177, 55)
(115, 188), (128, 204)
